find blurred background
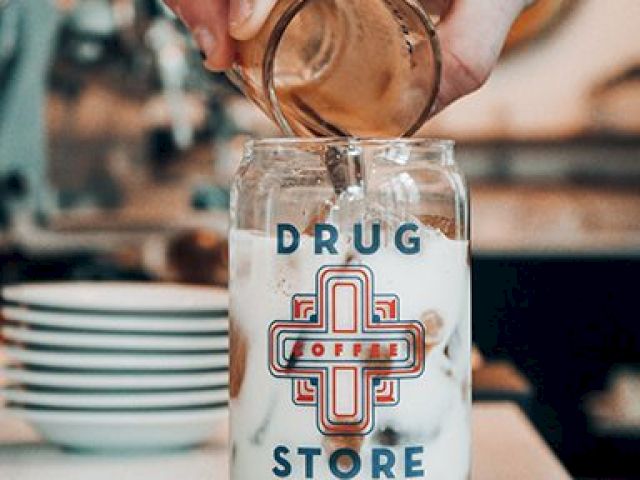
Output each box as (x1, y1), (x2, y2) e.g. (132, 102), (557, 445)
(0, 0), (639, 478)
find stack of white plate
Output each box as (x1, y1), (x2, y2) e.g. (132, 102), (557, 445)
(0, 282), (229, 452)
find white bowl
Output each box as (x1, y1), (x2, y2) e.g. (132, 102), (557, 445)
(6, 407), (227, 451)
(2, 307), (228, 333)
(2, 326), (229, 351)
(4, 347), (228, 370)
(1, 387), (228, 409)
(1, 367), (228, 390)
(2, 282), (228, 313)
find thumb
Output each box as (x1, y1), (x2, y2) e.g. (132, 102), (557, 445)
(229, 0), (278, 41)
(164, 0), (235, 71)
(434, 0), (531, 112)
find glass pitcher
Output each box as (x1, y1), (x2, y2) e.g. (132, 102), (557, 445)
(228, 0), (442, 138)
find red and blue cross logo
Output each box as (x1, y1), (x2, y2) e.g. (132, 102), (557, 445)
(268, 265), (426, 436)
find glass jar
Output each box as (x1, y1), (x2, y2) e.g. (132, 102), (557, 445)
(228, 0), (441, 138)
(230, 138), (470, 480)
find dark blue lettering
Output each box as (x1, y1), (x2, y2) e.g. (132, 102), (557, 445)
(395, 223), (420, 255)
(272, 445), (291, 477)
(372, 448), (396, 478)
(405, 446), (424, 477)
(298, 447), (321, 479)
(354, 223), (381, 255)
(329, 448), (362, 479)
(277, 224), (300, 254)
(315, 224), (339, 255)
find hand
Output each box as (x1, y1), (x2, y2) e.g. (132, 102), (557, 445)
(164, 0), (531, 114)
(433, 0), (533, 113)
(163, 0), (277, 70)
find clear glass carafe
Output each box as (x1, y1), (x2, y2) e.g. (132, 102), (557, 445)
(228, 0), (441, 137)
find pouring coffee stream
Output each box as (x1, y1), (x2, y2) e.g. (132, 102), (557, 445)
(229, 0), (442, 218)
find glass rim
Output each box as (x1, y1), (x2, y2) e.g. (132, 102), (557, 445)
(246, 138), (456, 167)
(249, 137), (455, 150)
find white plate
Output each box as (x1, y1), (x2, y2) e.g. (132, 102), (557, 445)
(2, 326), (229, 351)
(2, 307), (228, 333)
(2, 282), (228, 313)
(7, 407), (227, 451)
(4, 347), (228, 370)
(1, 367), (228, 390)
(1, 387), (228, 409)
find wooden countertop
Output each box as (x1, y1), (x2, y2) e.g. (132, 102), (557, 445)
(471, 184), (640, 254)
(0, 402), (570, 480)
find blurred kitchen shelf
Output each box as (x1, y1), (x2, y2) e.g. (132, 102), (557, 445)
(5, 180), (229, 256)
(458, 133), (640, 147)
(470, 183), (640, 255)
(458, 134), (640, 185)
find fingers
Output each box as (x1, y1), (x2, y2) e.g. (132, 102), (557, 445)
(229, 0), (278, 40)
(421, 0), (453, 17)
(164, 0), (235, 71)
(434, 0), (530, 113)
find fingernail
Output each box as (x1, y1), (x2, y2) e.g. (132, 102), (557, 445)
(230, 0), (254, 31)
(193, 27), (216, 58)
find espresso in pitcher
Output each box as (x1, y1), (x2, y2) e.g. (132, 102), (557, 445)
(229, 0), (441, 137)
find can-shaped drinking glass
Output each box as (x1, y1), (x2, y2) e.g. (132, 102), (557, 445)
(230, 138), (471, 480)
